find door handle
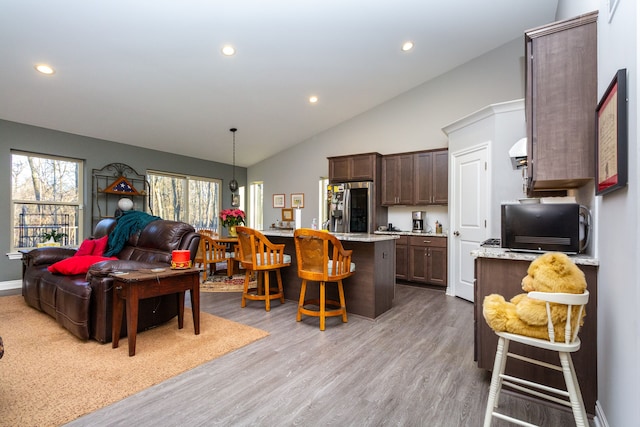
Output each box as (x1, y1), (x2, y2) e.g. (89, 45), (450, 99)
(453, 231), (460, 236)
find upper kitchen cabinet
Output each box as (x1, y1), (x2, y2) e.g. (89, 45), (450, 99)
(328, 152), (381, 183)
(381, 153), (414, 205)
(525, 12), (597, 192)
(414, 149), (448, 205)
(381, 149), (448, 206)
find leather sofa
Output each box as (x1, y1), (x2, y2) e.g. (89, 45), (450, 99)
(22, 218), (201, 343)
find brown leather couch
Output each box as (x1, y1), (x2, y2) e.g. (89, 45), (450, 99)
(22, 218), (200, 343)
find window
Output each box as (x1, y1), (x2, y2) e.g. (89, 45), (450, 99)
(11, 151), (83, 250)
(319, 177), (329, 227)
(249, 181), (263, 230)
(148, 171), (222, 231)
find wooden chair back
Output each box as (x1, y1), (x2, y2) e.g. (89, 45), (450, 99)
(198, 234), (227, 281)
(293, 229), (353, 282)
(236, 226), (290, 271)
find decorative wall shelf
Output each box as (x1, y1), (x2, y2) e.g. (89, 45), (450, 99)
(92, 163), (151, 228)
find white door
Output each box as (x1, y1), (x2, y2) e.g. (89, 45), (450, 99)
(450, 144), (489, 302)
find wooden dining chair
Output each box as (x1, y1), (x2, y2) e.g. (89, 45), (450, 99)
(235, 226), (291, 311)
(197, 234), (228, 281)
(195, 230), (218, 270)
(293, 228), (355, 330)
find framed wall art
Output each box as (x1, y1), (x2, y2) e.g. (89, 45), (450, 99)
(273, 193), (285, 208)
(231, 193), (240, 207)
(281, 208), (293, 222)
(291, 193), (304, 209)
(596, 68), (628, 196)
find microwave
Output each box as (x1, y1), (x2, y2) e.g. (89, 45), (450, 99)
(501, 203), (591, 254)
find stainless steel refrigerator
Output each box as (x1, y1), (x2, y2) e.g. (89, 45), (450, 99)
(327, 181), (374, 233)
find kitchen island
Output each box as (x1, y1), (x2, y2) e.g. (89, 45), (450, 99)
(261, 230), (398, 319)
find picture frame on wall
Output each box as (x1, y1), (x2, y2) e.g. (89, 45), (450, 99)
(231, 193), (240, 207)
(282, 208), (293, 222)
(595, 68), (628, 196)
(273, 193), (285, 208)
(291, 193), (304, 209)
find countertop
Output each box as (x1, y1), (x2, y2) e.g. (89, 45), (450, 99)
(374, 230), (448, 238)
(262, 229), (399, 242)
(471, 247), (599, 266)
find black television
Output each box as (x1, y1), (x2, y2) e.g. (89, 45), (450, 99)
(501, 203), (581, 254)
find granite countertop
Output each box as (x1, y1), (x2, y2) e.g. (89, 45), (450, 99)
(261, 229), (399, 242)
(471, 247), (599, 266)
(374, 230), (448, 238)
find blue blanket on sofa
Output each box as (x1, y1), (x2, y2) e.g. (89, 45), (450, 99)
(104, 210), (161, 256)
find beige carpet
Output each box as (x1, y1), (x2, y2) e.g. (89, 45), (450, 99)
(201, 273), (254, 292)
(0, 295), (268, 427)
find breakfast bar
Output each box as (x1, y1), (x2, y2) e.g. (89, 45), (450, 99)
(262, 230), (398, 319)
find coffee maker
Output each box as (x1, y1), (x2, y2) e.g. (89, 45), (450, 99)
(412, 211), (426, 233)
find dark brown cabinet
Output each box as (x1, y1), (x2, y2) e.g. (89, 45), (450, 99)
(474, 256), (597, 414)
(406, 236), (447, 286)
(395, 236), (408, 280)
(525, 12), (597, 192)
(381, 149), (448, 206)
(414, 150), (448, 205)
(381, 154), (414, 205)
(328, 152), (380, 183)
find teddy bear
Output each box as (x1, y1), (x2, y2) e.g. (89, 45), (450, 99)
(483, 252), (587, 341)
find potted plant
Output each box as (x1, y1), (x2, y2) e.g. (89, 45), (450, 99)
(38, 230), (68, 247)
(219, 209), (245, 237)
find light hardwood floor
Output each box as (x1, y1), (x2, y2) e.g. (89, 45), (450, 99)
(4, 283), (587, 426)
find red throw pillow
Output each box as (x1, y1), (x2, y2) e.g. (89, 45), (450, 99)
(48, 255), (117, 275)
(75, 239), (96, 257)
(92, 236), (109, 256)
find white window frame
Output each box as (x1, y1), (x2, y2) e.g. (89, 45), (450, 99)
(11, 150), (84, 251)
(147, 170), (222, 232)
(249, 181), (263, 230)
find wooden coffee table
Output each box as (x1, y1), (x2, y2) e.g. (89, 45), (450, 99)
(111, 267), (201, 356)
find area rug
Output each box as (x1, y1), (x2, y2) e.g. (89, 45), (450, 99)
(0, 295), (268, 427)
(201, 273), (254, 292)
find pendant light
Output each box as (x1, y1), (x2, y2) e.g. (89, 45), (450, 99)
(229, 127), (238, 192)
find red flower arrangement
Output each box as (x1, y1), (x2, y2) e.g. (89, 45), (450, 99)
(219, 208), (245, 227)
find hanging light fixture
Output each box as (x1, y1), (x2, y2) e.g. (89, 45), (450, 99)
(229, 127), (238, 192)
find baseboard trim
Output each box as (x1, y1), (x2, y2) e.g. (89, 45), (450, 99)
(594, 400), (609, 427)
(0, 280), (21, 291)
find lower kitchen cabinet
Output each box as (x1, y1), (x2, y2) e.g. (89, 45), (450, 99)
(405, 236), (447, 286)
(395, 236), (408, 280)
(474, 256), (597, 414)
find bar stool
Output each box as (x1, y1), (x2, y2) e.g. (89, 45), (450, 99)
(483, 290), (590, 426)
(235, 226), (291, 311)
(293, 229), (355, 330)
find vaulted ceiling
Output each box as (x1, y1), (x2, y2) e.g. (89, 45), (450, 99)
(0, 0), (558, 167)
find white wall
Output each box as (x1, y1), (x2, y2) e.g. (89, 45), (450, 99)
(557, 0), (640, 425)
(249, 38), (526, 229)
(443, 99), (526, 238)
(556, 0), (639, 424)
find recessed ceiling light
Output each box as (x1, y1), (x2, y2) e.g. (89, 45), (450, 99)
(35, 64), (55, 75)
(401, 41), (414, 52)
(309, 95), (318, 104)
(222, 45), (236, 56)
